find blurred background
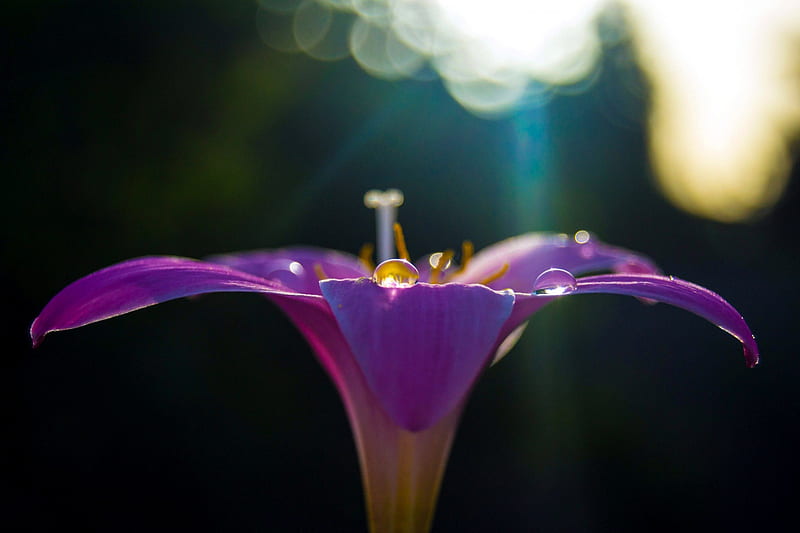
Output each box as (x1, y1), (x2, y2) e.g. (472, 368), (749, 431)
(4, 1), (799, 531)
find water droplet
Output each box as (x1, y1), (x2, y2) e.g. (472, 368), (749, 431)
(574, 230), (591, 244)
(288, 261), (304, 275)
(373, 259), (419, 288)
(533, 268), (577, 295)
(428, 252), (452, 270)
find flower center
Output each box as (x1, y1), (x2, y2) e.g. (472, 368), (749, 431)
(362, 188), (508, 286)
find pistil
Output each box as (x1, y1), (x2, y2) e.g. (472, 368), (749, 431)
(364, 189), (405, 263)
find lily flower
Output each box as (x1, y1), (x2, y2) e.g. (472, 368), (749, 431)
(31, 190), (758, 533)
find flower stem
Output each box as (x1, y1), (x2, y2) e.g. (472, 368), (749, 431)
(353, 403), (463, 533)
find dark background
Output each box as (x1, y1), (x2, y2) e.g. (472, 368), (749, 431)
(4, 2), (798, 531)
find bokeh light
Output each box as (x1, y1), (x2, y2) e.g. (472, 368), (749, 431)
(258, 0), (608, 115)
(259, 0), (800, 222)
(627, 0), (800, 222)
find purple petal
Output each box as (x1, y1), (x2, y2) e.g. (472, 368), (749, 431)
(515, 273), (759, 367)
(270, 293), (464, 531)
(320, 280), (515, 431)
(206, 247), (369, 295)
(31, 256), (318, 347)
(491, 296), (555, 364)
(454, 233), (659, 291)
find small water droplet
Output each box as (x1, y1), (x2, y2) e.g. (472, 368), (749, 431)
(373, 259), (419, 288)
(428, 252), (452, 270)
(533, 268), (577, 295)
(574, 230), (591, 244)
(573, 230), (596, 258)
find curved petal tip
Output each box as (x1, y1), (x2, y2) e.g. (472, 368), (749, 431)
(30, 320), (43, 348)
(743, 336), (759, 368)
(541, 273), (760, 369)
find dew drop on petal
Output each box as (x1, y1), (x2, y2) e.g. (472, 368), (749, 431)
(574, 229), (591, 244)
(373, 259), (419, 288)
(428, 252), (452, 270)
(533, 268), (577, 295)
(573, 230), (597, 258)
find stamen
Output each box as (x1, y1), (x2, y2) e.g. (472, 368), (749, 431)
(358, 243), (375, 271)
(449, 240), (474, 278)
(461, 241), (474, 269)
(364, 189), (404, 263)
(429, 249), (454, 284)
(477, 263), (509, 286)
(313, 263), (328, 281)
(393, 222), (410, 261)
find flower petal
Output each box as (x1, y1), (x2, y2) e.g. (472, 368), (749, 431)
(320, 280), (515, 431)
(206, 247), (369, 295)
(515, 273), (759, 367)
(454, 233), (659, 291)
(31, 256), (319, 346)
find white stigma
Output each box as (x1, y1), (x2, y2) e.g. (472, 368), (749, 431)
(364, 189), (404, 263)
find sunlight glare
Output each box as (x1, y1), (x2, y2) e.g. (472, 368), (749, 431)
(627, 0), (800, 221)
(258, 0), (800, 220)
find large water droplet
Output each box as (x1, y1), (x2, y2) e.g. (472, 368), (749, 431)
(533, 268), (577, 295)
(373, 259), (419, 288)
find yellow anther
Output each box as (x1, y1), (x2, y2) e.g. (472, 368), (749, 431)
(447, 240), (474, 279)
(359, 243), (375, 271)
(429, 249), (454, 284)
(478, 263), (509, 286)
(393, 222), (410, 261)
(460, 241), (474, 269)
(313, 263), (328, 281)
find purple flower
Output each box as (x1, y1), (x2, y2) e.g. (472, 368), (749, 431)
(31, 191), (758, 533)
